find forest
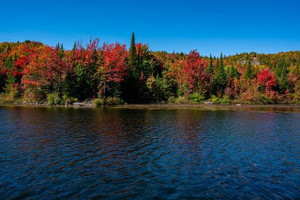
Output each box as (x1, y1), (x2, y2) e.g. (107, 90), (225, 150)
(0, 33), (299, 105)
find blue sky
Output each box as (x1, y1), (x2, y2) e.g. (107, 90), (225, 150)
(0, 0), (299, 56)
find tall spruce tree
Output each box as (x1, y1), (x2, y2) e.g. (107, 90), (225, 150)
(213, 53), (228, 96)
(220, 53), (224, 67)
(121, 32), (140, 103)
(128, 32), (137, 71)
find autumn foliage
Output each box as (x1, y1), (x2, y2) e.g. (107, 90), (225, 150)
(257, 69), (277, 90)
(0, 35), (299, 105)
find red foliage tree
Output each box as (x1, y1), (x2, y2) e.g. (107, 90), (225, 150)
(72, 39), (100, 66)
(98, 43), (128, 96)
(257, 69), (277, 91)
(178, 50), (208, 94)
(13, 56), (29, 77)
(21, 46), (59, 99)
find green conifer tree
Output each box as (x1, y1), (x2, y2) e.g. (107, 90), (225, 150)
(72, 42), (77, 52)
(206, 54), (214, 74)
(121, 32), (140, 103)
(128, 32), (137, 71)
(244, 60), (255, 79)
(213, 53), (228, 96)
(279, 65), (289, 92)
(4, 57), (16, 93)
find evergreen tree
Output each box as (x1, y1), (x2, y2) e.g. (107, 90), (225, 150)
(128, 32), (137, 71)
(228, 66), (240, 78)
(57, 43), (64, 58)
(275, 58), (285, 77)
(274, 65), (282, 78)
(206, 54), (214, 74)
(213, 54), (228, 96)
(63, 71), (77, 98)
(121, 33), (140, 103)
(244, 60), (255, 79)
(72, 42), (77, 52)
(220, 53), (224, 67)
(4, 57), (16, 93)
(279, 64), (289, 92)
(122, 33), (154, 103)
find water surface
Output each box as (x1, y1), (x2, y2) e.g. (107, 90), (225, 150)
(0, 106), (299, 199)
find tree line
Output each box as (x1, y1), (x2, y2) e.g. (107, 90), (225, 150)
(0, 33), (299, 105)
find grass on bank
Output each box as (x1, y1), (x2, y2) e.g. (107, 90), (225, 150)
(0, 91), (299, 107)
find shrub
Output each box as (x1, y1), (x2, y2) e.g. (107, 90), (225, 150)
(188, 93), (205, 103)
(219, 95), (231, 105)
(93, 98), (104, 106)
(176, 89), (184, 97)
(105, 97), (123, 106)
(65, 97), (78, 105)
(62, 94), (68, 104)
(167, 96), (176, 103)
(210, 95), (231, 104)
(47, 93), (60, 106)
(260, 95), (272, 104)
(7, 83), (21, 100)
(211, 95), (219, 104)
(175, 96), (188, 104)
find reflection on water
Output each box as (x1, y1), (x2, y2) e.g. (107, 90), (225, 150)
(0, 106), (299, 199)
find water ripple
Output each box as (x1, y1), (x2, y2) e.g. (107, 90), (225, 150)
(0, 107), (299, 199)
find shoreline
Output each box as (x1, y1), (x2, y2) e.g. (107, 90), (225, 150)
(1, 102), (300, 112)
(115, 103), (300, 112)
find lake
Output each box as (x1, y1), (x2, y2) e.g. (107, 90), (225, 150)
(0, 106), (299, 199)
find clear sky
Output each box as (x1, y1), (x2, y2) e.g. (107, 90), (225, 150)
(0, 0), (299, 56)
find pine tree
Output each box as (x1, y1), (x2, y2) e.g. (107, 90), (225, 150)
(72, 42), (77, 52)
(121, 33), (144, 103)
(213, 54), (228, 96)
(228, 66), (240, 78)
(279, 64), (289, 92)
(128, 32), (137, 70)
(244, 60), (255, 80)
(57, 43), (64, 58)
(275, 58), (285, 77)
(206, 54), (213, 74)
(220, 53), (224, 68)
(4, 57), (16, 93)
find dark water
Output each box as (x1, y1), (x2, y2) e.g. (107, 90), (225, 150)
(0, 106), (299, 200)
